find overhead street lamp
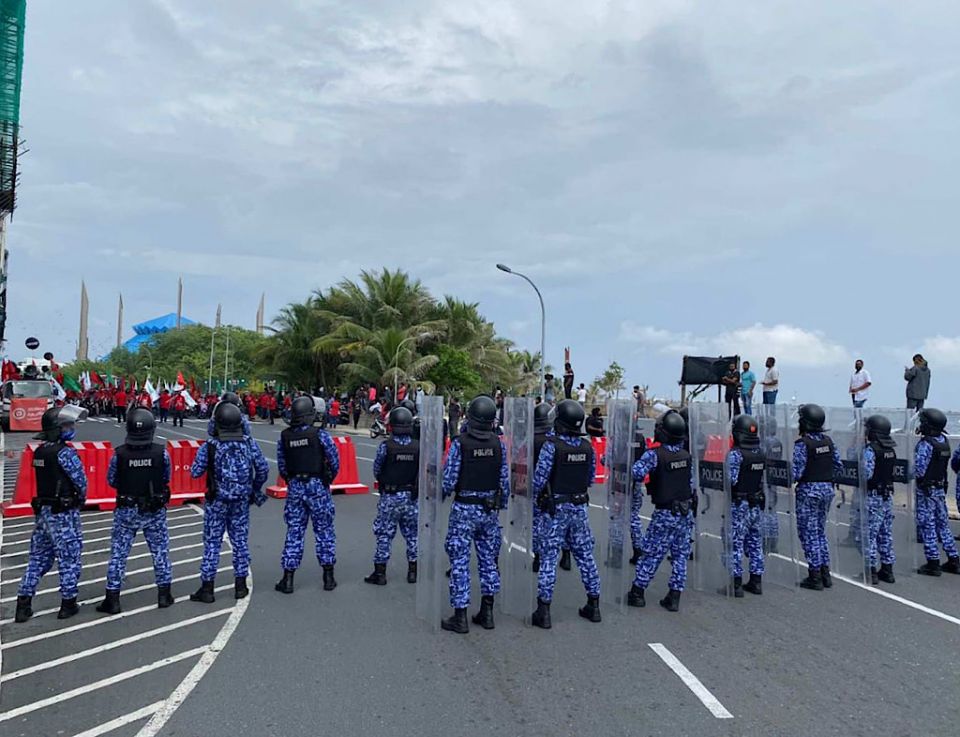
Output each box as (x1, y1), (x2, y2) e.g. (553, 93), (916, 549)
(497, 263), (546, 399)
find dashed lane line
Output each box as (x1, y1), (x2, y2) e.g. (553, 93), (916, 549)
(2, 609), (231, 682)
(0, 646), (207, 723)
(69, 701), (164, 737)
(648, 643), (734, 719)
(1, 540), (205, 580)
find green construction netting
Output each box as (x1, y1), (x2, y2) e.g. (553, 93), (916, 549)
(0, 0), (24, 213)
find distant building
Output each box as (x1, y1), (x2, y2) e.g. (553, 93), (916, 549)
(123, 313), (196, 352)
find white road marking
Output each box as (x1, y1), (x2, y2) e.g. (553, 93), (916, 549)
(648, 643), (734, 719)
(2, 512), (201, 543)
(2, 609), (230, 682)
(0, 647), (206, 723)
(69, 701), (164, 737)
(1, 540), (204, 579)
(3, 509), (116, 530)
(2, 576), (234, 641)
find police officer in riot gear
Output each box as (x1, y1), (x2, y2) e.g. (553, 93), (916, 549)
(627, 410), (695, 612)
(15, 407), (89, 623)
(207, 390), (252, 438)
(440, 395), (510, 634)
(863, 415), (898, 585)
(727, 414), (766, 597)
(793, 404), (843, 590)
(365, 406), (420, 585)
(275, 395), (341, 594)
(530, 400), (601, 628)
(97, 408), (174, 614)
(913, 408), (960, 575)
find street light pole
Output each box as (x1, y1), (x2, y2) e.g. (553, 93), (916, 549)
(497, 263), (545, 399)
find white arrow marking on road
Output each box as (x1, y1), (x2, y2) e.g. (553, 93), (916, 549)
(648, 643), (734, 719)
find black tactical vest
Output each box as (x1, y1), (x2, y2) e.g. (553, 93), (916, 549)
(732, 448), (765, 499)
(281, 427), (325, 477)
(798, 436), (835, 483)
(867, 442), (896, 492)
(548, 437), (593, 499)
(378, 437), (419, 492)
(917, 436), (951, 489)
(646, 446), (692, 507)
(456, 434), (502, 492)
(33, 442), (79, 506)
(114, 444), (166, 499)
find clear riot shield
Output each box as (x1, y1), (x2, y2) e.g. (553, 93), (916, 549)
(825, 405), (870, 583)
(632, 412), (657, 559)
(690, 403), (733, 595)
(499, 397), (536, 622)
(599, 398), (635, 611)
(945, 411), (960, 531)
(415, 395), (446, 631)
(755, 405), (799, 590)
(60, 404), (90, 424)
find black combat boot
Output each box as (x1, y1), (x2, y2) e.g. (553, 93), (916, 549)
(941, 556), (960, 574)
(732, 576), (744, 598)
(472, 595), (495, 630)
(190, 579), (216, 603)
(799, 567), (823, 590)
(531, 599), (552, 629)
(322, 565), (337, 591)
(275, 570), (295, 594)
(407, 561), (417, 584)
(234, 576), (249, 599)
(579, 596), (602, 622)
(659, 589), (681, 612)
(441, 608), (469, 634)
(96, 589), (122, 615)
(559, 549), (572, 571)
(877, 563), (895, 584)
(870, 568), (880, 585)
(743, 574), (763, 595)
(57, 597), (80, 620)
(918, 559), (942, 577)
(820, 566), (833, 589)
(629, 547), (643, 565)
(627, 584), (646, 608)
(14, 595), (33, 623)
(532, 553), (540, 573)
(364, 563), (388, 586)
(157, 585), (175, 608)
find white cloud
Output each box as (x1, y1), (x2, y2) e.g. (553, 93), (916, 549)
(620, 321), (850, 367)
(914, 336), (960, 369)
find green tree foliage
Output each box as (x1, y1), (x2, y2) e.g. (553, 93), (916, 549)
(426, 345), (483, 397)
(593, 361), (626, 399)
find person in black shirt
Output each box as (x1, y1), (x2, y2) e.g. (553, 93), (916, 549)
(722, 361), (741, 418)
(585, 407), (604, 438)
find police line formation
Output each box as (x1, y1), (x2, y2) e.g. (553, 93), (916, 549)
(11, 392), (960, 634)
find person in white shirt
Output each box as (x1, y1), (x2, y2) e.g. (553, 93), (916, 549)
(576, 383), (587, 404)
(849, 359), (872, 408)
(761, 356), (779, 406)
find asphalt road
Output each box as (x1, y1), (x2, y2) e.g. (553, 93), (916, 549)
(2, 415), (960, 737)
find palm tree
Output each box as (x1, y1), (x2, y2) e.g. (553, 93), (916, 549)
(336, 326), (439, 390)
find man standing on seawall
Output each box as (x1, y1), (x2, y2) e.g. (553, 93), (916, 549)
(761, 357), (779, 407)
(905, 354), (930, 411)
(849, 359), (872, 409)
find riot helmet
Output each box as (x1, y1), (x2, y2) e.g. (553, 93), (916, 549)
(554, 399), (584, 435)
(388, 406), (414, 434)
(798, 404), (826, 434)
(290, 395), (316, 426)
(36, 407), (77, 442)
(732, 414), (760, 449)
(918, 408), (947, 437)
(865, 414), (896, 449)
(126, 408), (156, 446)
(214, 401), (245, 440)
(400, 398), (417, 416)
(656, 410), (687, 444)
(221, 391), (241, 407)
(533, 402), (552, 433)
(465, 395), (497, 437)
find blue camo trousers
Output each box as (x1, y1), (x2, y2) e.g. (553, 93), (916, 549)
(445, 502), (502, 609)
(533, 503), (574, 557)
(865, 495), (895, 568)
(281, 484), (336, 570)
(630, 492), (644, 551)
(796, 484), (834, 568)
(106, 507), (172, 590)
(18, 508), (83, 599)
(200, 498), (251, 581)
(759, 485), (780, 540)
(372, 491), (418, 564)
(730, 501), (764, 577)
(537, 503), (600, 602)
(916, 489), (959, 561)
(633, 509), (694, 591)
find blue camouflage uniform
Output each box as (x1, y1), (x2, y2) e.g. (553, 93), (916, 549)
(915, 436), (959, 561)
(532, 434), (600, 602)
(631, 444), (696, 591)
(792, 433), (843, 569)
(630, 487), (645, 553)
(951, 445), (960, 515)
(727, 448), (764, 578)
(276, 425), (340, 570)
(442, 436), (510, 609)
(104, 450), (173, 590)
(862, 445), (895, 570)
(207, 414), (252, 438)
(191, 437), (270, 581)
(531, 430), (575, 559)
(371, 434), (418, 564)
(18, 443), (88, 599)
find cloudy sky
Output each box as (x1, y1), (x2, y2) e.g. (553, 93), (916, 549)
(4, 1), (960, 407)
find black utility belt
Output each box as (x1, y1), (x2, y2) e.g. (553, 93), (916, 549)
(381, 485), (415, 494)
(117, 496), (165, 510)
(867, 489), (893, 499)
(454, 494), (496, 506)
(916, 484), (946, 494)
(288, 473), (324, 480)
(31, 497), (79, 513)
(655, 500), (692, 514)
(552, 493), (589, 506)
(732, 493), (765, 508)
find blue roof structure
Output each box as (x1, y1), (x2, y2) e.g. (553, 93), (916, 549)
(121, 313), (196, 352)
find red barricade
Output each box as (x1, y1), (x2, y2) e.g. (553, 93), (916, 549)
(1, 441), (114, 517)
(591, 436), (607, 483)
(166, 439), (208, 506)
(267, 435), (369, 498)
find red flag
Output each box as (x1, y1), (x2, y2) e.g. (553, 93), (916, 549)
(118, 376), (126, 392)
(1, 359), (19, 381)
(91, 371), (103, 386)
(190, 376), (197, 395)
(177, 371), (186, 388)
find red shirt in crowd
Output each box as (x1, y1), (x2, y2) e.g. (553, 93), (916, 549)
(172, 393), (186, 411)
(159, 393), (171, 410)
(115, 390), (128, 407)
